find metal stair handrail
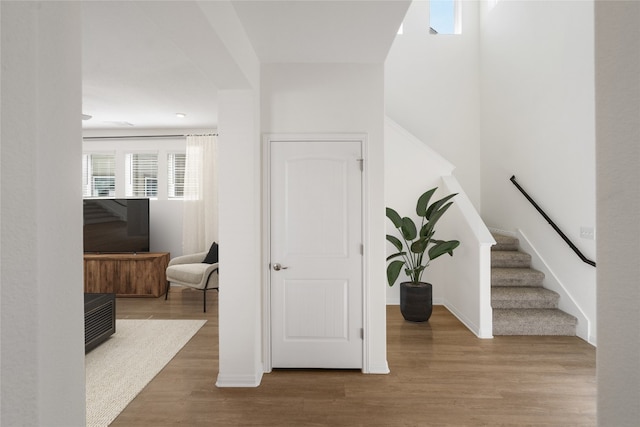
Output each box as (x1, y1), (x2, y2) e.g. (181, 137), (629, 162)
(510, 175), (596, 267)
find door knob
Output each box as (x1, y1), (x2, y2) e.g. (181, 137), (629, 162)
(272, 263), (288, 271)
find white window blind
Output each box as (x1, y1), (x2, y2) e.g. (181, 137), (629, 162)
(83, 153), (116, 197)
(125, 153), (158, 197)
(168, 153), (186, 198)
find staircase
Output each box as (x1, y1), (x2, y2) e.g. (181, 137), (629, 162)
(491, 233), (577, 336)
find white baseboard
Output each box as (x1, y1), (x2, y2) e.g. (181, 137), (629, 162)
(516, 229), (594, 345)
(444, 301), (493, 339)
(386, 298), (445, 306)
(365, 361), (390, 374)
(215, 371), (263, 388)
(386, 301), (492, 338)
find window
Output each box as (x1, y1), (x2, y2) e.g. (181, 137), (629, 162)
(82, 144), (189, 200)
(168, 153), (186, 198)
(430, 0), (461, 35)
(83, 153), (115, 197)
(144, 177), (158, 197)
(125, 153), (158, 197)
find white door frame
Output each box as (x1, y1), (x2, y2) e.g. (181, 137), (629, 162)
(262, 133), (369, 373)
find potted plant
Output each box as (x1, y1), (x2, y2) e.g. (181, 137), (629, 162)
(386, 187), (460, 322)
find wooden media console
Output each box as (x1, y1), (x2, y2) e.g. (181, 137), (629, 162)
(83, 252), (170, 297)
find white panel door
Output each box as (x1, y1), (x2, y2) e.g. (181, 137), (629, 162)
(270, 139), (363, 369)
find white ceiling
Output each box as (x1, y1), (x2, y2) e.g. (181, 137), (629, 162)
(232, 1), (408, 63)
(81, 0), (409, 131)
(82, 1), (220, 130)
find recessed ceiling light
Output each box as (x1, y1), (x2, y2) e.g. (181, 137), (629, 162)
(176, 113), (186, 118)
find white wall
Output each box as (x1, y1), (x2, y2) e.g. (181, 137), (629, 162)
(1, 2), (85, 425)
(385, 0), (482, 208)
(150, 200), (183, 257)
(479, 0), (597, 343)
(440, 175), (495, 339)
(261, 63), (389, 373)
(384, 118), (454, 305)
(595, 1), (640, 424)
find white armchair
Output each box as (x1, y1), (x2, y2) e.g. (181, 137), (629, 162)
(165, 251), (219, 312)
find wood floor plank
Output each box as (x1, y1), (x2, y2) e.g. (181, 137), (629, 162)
(109, 288), (596, 426)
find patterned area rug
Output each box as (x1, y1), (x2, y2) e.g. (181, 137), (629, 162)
(85, 319), (207, 427)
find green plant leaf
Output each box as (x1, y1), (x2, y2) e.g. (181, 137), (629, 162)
(425, 201), (454, 232)
(386, 208), (403, 228)
(386, 234), (403, 251)
(419, 224), (435, 239)
(428, 240), (460, 261)
(387, 189), (459, 285)
(408, 265), (426, 283)
(386, 251), (406, 262)
(387, 260), (405, 286)
(410, 238), (428, 254)
(401, 217), (417, 240)
(425, 193), (458, 219)
(416, 188), (437, 217)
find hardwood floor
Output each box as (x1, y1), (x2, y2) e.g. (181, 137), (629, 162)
(111, 288), (596, 426)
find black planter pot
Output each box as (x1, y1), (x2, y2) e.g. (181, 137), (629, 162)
(400, 282), (433, 322)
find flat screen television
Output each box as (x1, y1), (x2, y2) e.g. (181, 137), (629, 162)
(83, 198), (150, 253)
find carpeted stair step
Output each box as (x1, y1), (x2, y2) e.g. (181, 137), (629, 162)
(491, 250), (531, 268)
(492, 287), (559, 309)
(492, 267), (544, 287)
(490, 232), (577, 337)
(493, 308), (577, 336)
(491, 233), (519, 251)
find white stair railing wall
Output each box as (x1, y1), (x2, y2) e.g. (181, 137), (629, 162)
(384, 117), (494, 338)
(439, 175), (495, 338)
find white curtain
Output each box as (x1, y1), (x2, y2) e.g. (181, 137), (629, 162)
(182, 134), (218, 254)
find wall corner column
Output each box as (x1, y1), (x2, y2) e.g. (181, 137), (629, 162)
(595, 1), (640, 425)
(1, 2), (85, 424)
(216, 89), (264, 387)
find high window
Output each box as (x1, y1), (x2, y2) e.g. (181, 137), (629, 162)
(430, 0), (461, 35)
(82, 153), (116, 197)
(125, 153), (158, 198)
